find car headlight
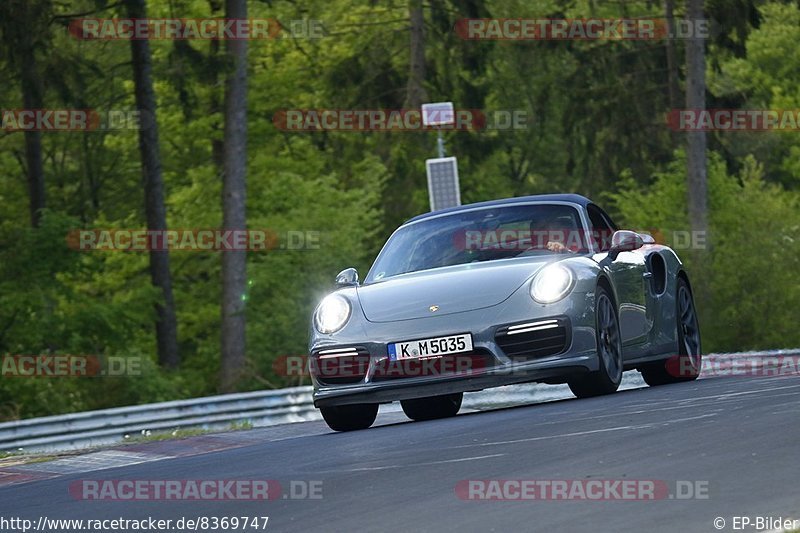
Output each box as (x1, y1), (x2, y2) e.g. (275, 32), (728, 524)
(314, 294), (352, 334)
(530, 263), (575, 304)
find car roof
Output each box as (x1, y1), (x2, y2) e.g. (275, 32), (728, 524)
(403, 194), (593, 225)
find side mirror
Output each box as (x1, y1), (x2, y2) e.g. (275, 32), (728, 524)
(609, 230), (643, 255)
(335, 268), (359, 287)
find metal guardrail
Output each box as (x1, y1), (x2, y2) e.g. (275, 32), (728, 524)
(2, 350), (798, 453)
(0, 386), (318, 453)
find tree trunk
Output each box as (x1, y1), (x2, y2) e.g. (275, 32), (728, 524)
(686, 0), (707, 237)
(664, 0), (681, 147)
(124, 0), (180, 369)
(220, 0), (249, 392)
(18, 4), (45, 227)
(404, 0), (428, 109)
(208, 0), (224, 172)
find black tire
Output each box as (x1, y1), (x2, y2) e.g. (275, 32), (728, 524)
(401, 393), (463, 421)
(641, 277), (702, 386)
(320, 403), (378, 431)
(568, 286), (623, 398)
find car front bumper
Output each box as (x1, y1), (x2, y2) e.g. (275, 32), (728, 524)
(310, 291), (600, 407)
(312, 353), (597, 407)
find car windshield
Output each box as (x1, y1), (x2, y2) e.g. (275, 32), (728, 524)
(365, 203), (587, 283)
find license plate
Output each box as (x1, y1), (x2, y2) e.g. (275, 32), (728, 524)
(388, 333), (473, 361)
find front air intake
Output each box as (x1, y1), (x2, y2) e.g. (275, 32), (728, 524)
(311, 346), (370, 385)
(495, 318), (570, 361)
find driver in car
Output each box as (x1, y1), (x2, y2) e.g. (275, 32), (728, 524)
(530, 216), (579, 253)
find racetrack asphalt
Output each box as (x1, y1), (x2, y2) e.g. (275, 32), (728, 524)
(1, 373), (798, 533)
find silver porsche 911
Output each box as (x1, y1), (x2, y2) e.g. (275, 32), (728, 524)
(309, 194), (701, 431)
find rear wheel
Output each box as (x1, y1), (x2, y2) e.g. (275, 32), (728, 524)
(568, 286), (623, 398)
(320, 403), (378, 431)
(641, 277), (702, 386)
(401, 393), (463, 421)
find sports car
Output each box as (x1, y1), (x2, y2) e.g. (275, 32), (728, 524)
(309, 194), (701, 431)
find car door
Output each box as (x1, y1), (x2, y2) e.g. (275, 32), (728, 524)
(587, 205), (649, 346)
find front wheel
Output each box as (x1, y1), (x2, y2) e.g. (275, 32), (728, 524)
(401, 393), (463, 421)
(569, 286), (623, 398)
(320, 403), (378, 431)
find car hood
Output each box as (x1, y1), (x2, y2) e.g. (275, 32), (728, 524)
(357, 258), (551, 322)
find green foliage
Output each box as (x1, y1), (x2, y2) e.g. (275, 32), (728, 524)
(709, 2), (800, 188)
(610, 152), (800, 352)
